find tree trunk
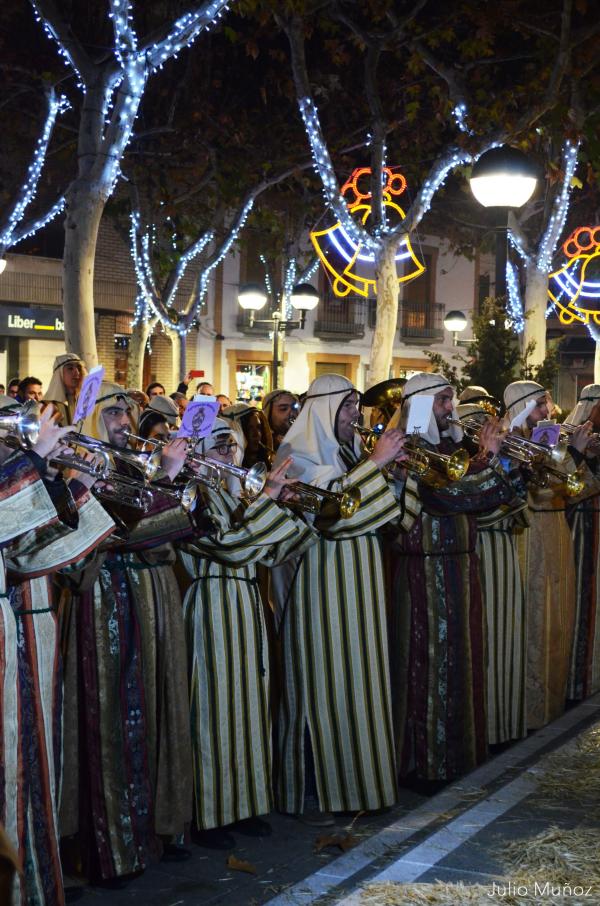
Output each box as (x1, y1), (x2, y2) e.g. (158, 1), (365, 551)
(522, 262), (548, 366)
(367, 241), (399, 386)
(127, 316), (156, 388)
(165, 328), (182, 392)
(62, 184), (105, 367)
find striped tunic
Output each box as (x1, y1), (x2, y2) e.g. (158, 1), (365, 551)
(567, 478), (600, 699)
(1, 460), (114, 906)
(391, 456), (520, 781)
(59, 496), (193, 882)
(278, 458), (399, 815)
(477, 503), (528, 745)
(180, 491), (316, 830)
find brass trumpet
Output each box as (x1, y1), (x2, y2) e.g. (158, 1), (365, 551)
(185, 452), (267, 499)
(0, 401), (40, 447)
(352, 421), (468, 482)
(450, 417), (584, 496)
(288, 482), (361, 519)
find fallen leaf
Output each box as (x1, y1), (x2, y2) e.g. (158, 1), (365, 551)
(314, 833), (359, 853)
(226, 854), (258, 875)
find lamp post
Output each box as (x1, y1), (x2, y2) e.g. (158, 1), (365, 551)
(444, 310), (468, 346)
(237, 281), (319, 391)
(469, 146), (538, 299)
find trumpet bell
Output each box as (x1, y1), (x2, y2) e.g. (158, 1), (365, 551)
(338, 486), (361, 519)
(244, 462), (268, 498)
(446, 448), (470, 481)
(0, 401), (40, 448)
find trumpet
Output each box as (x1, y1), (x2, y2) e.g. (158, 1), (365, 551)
(450, 417), (584, 496)
(64, 432), (162, 481)
(185, 452), (267, 499)
(351, 420), (385, 454)
(287, 482), (361, 519)
(0, 401), (40, 447)
(149, 478), (199, 514)
(403, 436), (470, 482)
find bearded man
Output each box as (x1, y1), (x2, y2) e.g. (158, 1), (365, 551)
(262, 390), (299, 452)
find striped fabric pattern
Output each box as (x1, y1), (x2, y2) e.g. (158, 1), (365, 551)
(180, 491), (316, 830)
(568, 497), (600, 699)
(278, 458), (399, 815)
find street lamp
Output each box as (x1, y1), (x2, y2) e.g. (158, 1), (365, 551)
(444, 310), (468, 346)
(469, 146), (538, 298)
(237, 281), (320, 390)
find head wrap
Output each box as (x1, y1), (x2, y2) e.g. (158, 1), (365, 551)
(221, 403), (272, 467)
(44, 353), (86, 403)
(194, 417), (233, 455)
(459, 385), (491, 403)
(262, 389), (298, 430)
(81, 381), (138, 443)
(146, 393), (179, 426)
(273, 373), (361, 484)
(503, 380), (546, 419)
(566, 384), (600, 427)
(394, 372), (462, 445)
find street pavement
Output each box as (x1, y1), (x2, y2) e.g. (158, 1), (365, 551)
(73, 693), (600, 906)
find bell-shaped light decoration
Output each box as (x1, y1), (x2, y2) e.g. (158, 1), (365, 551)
(469, 147), (538, 209)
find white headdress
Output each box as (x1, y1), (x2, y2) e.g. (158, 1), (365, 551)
(566, 384), (600, 426)
(398, 372), (462, 445)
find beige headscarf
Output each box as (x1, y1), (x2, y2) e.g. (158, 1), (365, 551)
(146, 394), (179, 426)
(262, 389), (298, 430)
(459, 385), (491, 403)
(395, 372), (462, 445)
(44, 353), (86, 404)
(503, 380), (546, 427)
(566, 384), (600, 426)
(81, 381), (138, 443)
(273, 373), (361, 485)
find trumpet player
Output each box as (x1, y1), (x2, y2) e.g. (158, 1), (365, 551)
(179, 419), (316, 848)
(274, 373), (406, 825)
(262, 389), (299, 452)
(503, 380), (594, 731)
(59, 383), (199, 884)
(388, 373), (523, 784)
(563, 384), (600, 701)
(0, 399), (114, 906)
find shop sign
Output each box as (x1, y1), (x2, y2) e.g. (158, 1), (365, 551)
(0, 304), (65, 338)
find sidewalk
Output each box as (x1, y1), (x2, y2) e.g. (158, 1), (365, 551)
(74, 694), (600, 905)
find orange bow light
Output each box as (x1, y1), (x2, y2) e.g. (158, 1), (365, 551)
(310, 167), (425, 298)
(548, 226), (600, 325)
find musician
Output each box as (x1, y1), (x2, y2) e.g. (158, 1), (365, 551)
(457, 400), (529, 746)
(146, 393), (180, 427)
(59, 383), (196, 883)
(274, 373), (405, 825)
(389, 373), (523, 783)
(179, 419), (316, 847)
(222, 403), (273, 468)
(0, 400), (114, 906)
(44, 352), (87, 425)
(261, 389), (299, 451)
(503, 380), (593, 729)
(563, 384), (600, 700)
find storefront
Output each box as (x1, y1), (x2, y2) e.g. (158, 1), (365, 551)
(0, 302), (67, 392)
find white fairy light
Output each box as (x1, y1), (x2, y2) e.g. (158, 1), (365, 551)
(536, 141), (579, 273)
(506, 260), (524, 333)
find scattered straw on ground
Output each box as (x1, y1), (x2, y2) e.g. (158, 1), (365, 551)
(359, 880), (517, 904)
(503, 825), (600, 888)
(529, 725), (600, 802)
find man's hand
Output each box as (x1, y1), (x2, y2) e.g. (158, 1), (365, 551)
(369, 428), (406, 468)
(264, 456), (298, 501)
(478, 418), (503, 458)
(570, 420), (593, 454)
(32, 405), (72, 460)
(160, 438), (189, 481)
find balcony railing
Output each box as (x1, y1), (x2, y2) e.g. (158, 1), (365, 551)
(314, 297), (366, 340)
(398, 301), (444, 345)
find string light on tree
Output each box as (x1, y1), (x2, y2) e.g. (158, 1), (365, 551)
(506, 260), (525, 333)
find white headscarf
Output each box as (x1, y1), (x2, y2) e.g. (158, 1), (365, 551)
(44, 353), (86, 404)
(396, 372), (462, 445)
(273, 373), (361, 485)
(503, 380), (546, 428)
(566, 384), (600, 426)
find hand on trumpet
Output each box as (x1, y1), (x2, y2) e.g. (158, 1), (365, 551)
(569, 420), (594, 454)
(476, 418), (504, 460)
(159, 437), (188, 481)
(264, 456), (299, 502)
(33, 405), (72, 461)
(368, 428), (407, 469)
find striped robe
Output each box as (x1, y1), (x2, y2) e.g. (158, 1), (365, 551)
(59, 496), (194, 882)
(477, 502), (528, 745)
(514, 451), (597, 728)
(278, 457), (399, 815)
(1, 457), (114, 906)
(391, 455), (521, 781)
(180, 491), (316, 830)
(566, 469), (600, 700)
